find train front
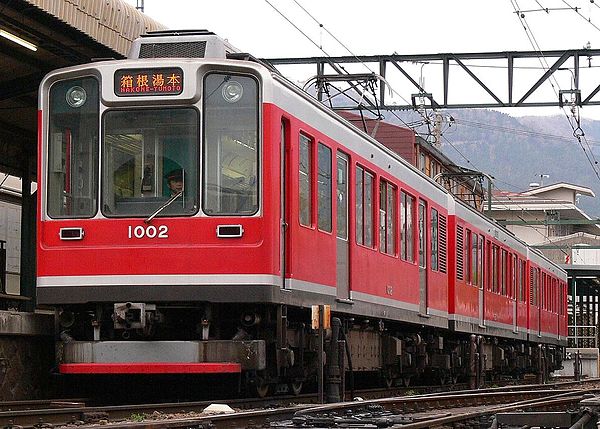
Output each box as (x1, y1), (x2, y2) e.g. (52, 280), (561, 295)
(36, 33), (280, 378)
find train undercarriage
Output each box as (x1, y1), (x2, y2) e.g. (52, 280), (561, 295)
(56, 302), (564, 397)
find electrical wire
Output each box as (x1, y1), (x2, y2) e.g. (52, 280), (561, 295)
(267, 0), (432, 130)
(262, 0), (332, 57)
(453, 118), (600, 146)
(561, 0), (600, 32)
(511, 0), (600, 181)
(438, 133), (580, 257)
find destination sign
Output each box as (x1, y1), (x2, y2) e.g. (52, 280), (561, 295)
(115, 68), (183, 96)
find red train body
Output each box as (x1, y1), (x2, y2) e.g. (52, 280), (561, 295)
(37, 31), (566, 392)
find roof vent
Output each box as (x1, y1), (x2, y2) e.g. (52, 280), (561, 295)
(128, 30), (241, 59)
(529, 182), (540, 189)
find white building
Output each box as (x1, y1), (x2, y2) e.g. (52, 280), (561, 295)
(491, 183), (600, 265)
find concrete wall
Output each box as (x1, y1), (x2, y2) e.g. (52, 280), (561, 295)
(554, 347), (599, 379)
(535, 188), (575, 204)
(540, 233), (600, 265)
(0, 311), (54, 400)
(0, 200), (21, 295)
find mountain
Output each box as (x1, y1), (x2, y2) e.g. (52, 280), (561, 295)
(381, 109), (600, 216)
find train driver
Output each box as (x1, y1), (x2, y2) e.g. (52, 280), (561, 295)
(165, 168), (184, 196)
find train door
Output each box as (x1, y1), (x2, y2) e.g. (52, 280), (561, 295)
(539, 273), (544, 337)
(479, 237), (486, 327)
(336, 152), (350, 300)
(418, 199), (428, 315)
(512, 255), (518, 333)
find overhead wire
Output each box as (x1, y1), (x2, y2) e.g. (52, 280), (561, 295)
(511, 0), (600, 182)
(561, 0), (600, 32)
(262, 0), (332, 57)
(453, 118), (600, 146)
(438, 135), (576, 258)
(513, 1), (600, 166)
(265, 0), (434, 131)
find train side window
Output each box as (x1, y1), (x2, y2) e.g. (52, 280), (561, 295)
(364, 171), (374, 247)
(299, 134), (312, 227)
(401, 191), (415, 262)
(431, 208), (439, 270)
(492, 244), (498, 293)
(336, 153), (348, 240)
(478, 235), (484, 289)
(486, 240), (492, 291)
(356, 166), (363, 244)
(518, 259), (525, 302)
(379, 180), (396, 255)
(356, 166), (374, 248)
(512, 255), (517, 299)
(533, 268), (538, 306)
(317, 143), (332, 232)
(500, 249), (508, 296)
(471, 231), (478, 286)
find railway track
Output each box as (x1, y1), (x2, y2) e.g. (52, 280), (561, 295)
(2, 378), (599, 428)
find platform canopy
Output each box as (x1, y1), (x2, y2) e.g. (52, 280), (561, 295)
(0, 0), (166, 178)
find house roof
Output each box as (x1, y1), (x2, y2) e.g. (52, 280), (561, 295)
(524, 182), (595, 198)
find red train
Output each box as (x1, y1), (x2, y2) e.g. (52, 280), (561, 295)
(37, 30), (566, 394)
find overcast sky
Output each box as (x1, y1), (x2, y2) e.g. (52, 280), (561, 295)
(124, 0), (600, 118)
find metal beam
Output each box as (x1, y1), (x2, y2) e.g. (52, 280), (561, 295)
(498, 219), (600, 225)
(535, 245), (600, 249)
(265, 48), (600, 110)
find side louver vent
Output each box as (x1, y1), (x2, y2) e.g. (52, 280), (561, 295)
(456, 225), (464, 280)
(128, 30), (240, 59)
(438, 215), (447, 274)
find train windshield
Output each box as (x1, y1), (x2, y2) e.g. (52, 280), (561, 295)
(101, 108), (199, 217)
(203, 73), (259, 215)
(47, 77), (99, 218)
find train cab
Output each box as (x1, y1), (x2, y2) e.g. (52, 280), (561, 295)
(37, 31), (283, 379)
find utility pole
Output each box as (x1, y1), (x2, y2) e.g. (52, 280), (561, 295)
(433, 112), (443, 147)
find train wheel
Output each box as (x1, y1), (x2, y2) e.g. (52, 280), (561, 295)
(289, 381), (303, 396)
(252, 376), (271, 398)
(384, 375), (394, 388)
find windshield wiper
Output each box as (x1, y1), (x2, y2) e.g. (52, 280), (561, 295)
(144, 191), (183, 224)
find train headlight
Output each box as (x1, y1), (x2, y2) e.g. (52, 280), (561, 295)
(222, 81), (243, 103)
(58, 310), (75, 328)
(66, 86), (87, 108)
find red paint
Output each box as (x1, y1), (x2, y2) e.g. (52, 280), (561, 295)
(59, 362), (241, 374)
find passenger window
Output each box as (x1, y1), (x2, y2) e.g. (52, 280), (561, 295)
(336, 153), (348, 240)
(356, 166), (374, 248)
(478, 235), (484, 288)
(471, 232), (478, 285)
(401, 191), (415, 262)
(431, 208), (439, 270)
(364, 171), (374, 247)
(356, 166), (363, 244)
(501, 250), (507, 296)
(299, 134), (312, 226)
(492, 245), (498, 293)
(379, 180), (396, 255)
(317, 143), (332, 232)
